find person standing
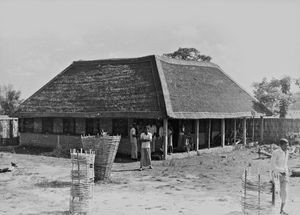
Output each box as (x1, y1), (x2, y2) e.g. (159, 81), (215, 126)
(130, 123), (138, 160)
(271, 138), (289, 215)
(168, 127), (173, 154)
(139, 126), (152, 171)
(178, 125), (186, 152)
(150, 123), (157, 152)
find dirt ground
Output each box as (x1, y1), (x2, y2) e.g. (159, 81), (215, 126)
(1, 146), (300, 215)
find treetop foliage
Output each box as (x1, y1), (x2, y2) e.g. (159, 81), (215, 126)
(253, 76), (299, 118)
(0, 84), (22, 116)
(163, 47), (212, 62)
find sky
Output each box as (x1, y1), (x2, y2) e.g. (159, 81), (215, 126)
(0, 0), (300, 99)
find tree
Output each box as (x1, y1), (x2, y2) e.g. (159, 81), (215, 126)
(295, 78), (300, 88)
(163, 47), (212, 62)
(253, 77), (295, 118)
(0, 84), (22, 116)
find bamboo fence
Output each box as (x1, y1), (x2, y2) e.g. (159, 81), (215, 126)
(69, 149), (95, 215)
(241, 169), (280, 215)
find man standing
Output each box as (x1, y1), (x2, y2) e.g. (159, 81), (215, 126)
(150, 123), (157, 153)
(130, 123), (138, 160)
(271, 138), (289, 215)
(139, 126), (152, 171)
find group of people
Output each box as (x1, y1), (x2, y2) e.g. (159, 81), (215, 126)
(129, 122), (174, 171)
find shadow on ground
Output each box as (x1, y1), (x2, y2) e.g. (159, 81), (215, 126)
(28, 211), (69, 215)
(34, 180), (71, 188)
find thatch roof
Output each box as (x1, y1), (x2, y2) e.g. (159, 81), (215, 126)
(16, 55), (269, 119)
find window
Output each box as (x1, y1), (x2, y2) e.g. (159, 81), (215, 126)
(42, 118), (53, 134)
(63, 118), (75, 135)
(112, 118), (128, 137)
(21, 118), (34, 132)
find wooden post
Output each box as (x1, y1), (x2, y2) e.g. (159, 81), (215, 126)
(195, 119), (199, 151)
(233, 118), (237, 145)
(244, 169), (247, 212)
(208, 119), (211, 149)
(57, 135), (60, 146)
(260, 116), (264, 144)
(272, 181), (275, 205)
(243, 118), (247, 146)
(163, 119), (168, 160)
(252, 117), (255, 142)
(221, 119), (225, 147)
(258, 173), (261, 211)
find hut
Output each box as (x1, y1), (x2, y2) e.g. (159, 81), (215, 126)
(0, 115), (19, 146)
(14, 55), (269, 158)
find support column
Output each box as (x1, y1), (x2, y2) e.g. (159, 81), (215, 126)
(260, 116), (264, 144)
(163, 119), (168, 160)
(221, 119), (225, 147)
(208, 119), (211, 149)
(195, 119), (199, 151)
(252, 117), (255, 142)
(243, 118), (247, 146)
(233, 118), (237, 145)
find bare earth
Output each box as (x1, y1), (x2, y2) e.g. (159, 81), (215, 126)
(1, 148), (300, 215)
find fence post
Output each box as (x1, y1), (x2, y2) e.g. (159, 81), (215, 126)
(252, 117), (255, 142)
(163, 119), (168, 160)
(208, 119), (211, 149)
(233, 118), (237, 145)
(195, 119), (199, 151)
(260, 117), (264, 144)
(243, 118), (247, 146)
(221, 119), (225, 147)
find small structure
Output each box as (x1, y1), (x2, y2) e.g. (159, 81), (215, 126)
(82, 135), (120, 181)
(0, 115), (19, 146)
(241, 169), (279, 214)
(70, 149), (95, 215)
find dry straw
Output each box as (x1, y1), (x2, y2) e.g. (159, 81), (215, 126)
(82, 135), (121, 181)
(69, 149), (95, 215)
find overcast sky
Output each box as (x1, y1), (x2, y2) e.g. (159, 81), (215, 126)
(0, 0), (299, 99)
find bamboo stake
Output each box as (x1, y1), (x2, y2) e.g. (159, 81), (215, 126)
(244, 169), (247, 212)
(272, 181), (275, 205)
(233, 118), (237, 145)
(208, 119), (211, 149)
(258, 173), (261, 213)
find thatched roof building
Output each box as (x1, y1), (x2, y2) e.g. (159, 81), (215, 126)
(15, 55), (269, 157)
(17, 55), (266, 119)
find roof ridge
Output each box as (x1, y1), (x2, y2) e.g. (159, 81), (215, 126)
(73, 55), (155, 65)
(155, 54), (259, 106)
(155, 55), (220, 68)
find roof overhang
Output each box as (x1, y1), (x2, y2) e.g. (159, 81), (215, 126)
(15, 111), (165, 119)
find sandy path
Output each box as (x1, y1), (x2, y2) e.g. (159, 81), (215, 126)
(0, 148), (300, 215)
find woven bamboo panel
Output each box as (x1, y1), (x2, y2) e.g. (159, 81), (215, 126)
(82, 135), (121, 181)
(241, 170), (280, 215)
(262, 118), (300, 144)
(69, 149), (95, 215)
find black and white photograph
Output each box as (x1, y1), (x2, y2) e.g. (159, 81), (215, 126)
(1, 0), (300, 214)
